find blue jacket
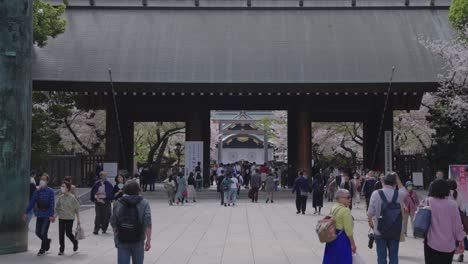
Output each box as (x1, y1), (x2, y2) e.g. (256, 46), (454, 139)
(292, 176), (310, 196)
(90, 180), (114, 202)
(25, 187), (55, 218)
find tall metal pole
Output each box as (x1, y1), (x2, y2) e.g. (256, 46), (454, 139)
(0, 0), (32, 254)
(371, 66), (396, 170)
(108, 69), (127, 170)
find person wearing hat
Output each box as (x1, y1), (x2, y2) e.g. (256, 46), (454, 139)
(402, 181), (419, 236)
(367, 172), (407, 264)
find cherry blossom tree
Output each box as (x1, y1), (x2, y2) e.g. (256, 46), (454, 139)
(270, 111), (288, 162)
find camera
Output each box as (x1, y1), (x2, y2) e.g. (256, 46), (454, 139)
(368, 232), (375, 249)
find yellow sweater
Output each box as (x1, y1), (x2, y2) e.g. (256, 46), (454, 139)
(331, 203), (354, 237)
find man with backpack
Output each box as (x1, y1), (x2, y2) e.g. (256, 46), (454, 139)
(367, 172), (407, 264)
(111, 180), (152, 264)
(362, 170), (377, 211)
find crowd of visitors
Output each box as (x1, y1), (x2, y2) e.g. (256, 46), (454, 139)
(23, 161), (468, 264)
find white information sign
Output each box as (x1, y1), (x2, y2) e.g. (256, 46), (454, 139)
(185, 141), (204, 176)
(412, 172), (424, 187)
(384, 130), (393, 173)
(103, 162), (118, 185)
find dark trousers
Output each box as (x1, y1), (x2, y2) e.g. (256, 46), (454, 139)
(94, 201), (111, 232)
(296, 194), (307, 213)
(59, 219), (76, 252)
(366, 196), (371, 211)
(220, 190), (224, 205)
(251, 187), (259, 202)
(424, 242), (454, 264)
(36, 217), (51, 250)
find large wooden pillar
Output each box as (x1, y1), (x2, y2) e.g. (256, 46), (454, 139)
(0, 0), (32, 254)
(288, 105), (312, 179)
(297, 105), (312, 176)
(186, 107), (210, 187)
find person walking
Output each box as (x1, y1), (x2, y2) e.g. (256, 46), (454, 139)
(63, 176), (78, 197)
(367, 172), (407, 264)
(114, 174), (126, 201)
(340, 171), (355, 210)
(24, 174), (55, 256)
(54, 181), (80, 255)
(447, 179), (467, 262)
(422, 179), (466, 264)
(323, 189), (356, 264)
(163, 176), (176, 205)
(265, 172), (276, 203)
(352, 173), (362, 209)
(292, 171), (309, 214)
(195, 172), (203, 192)
(217, 170), (226, 205)
(311, 173), (325, 215)
(250, 169), (261, 203)
(229, 174), (239, 206)
(362, 170), (377, 211)
(326, 177), (337, 202)
(90, 171), (114, 235)
(111, 181), (152, 264)
(221, 173), (234, 206)
(175, 173), (187, 205)
(187, 172), (197, 203)
(402, 181), (419, 236)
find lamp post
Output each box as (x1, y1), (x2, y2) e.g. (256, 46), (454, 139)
(175, 142), (182, 173)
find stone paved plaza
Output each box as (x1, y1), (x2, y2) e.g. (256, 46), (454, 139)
(1, 196), (426, 264)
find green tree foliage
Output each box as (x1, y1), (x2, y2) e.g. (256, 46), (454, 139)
(449, 0), (468, 35)
(33, 0), (67, 47)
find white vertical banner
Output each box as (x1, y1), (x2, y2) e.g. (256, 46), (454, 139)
(384, 130), (393, 173)
(184, 141), (204, 176)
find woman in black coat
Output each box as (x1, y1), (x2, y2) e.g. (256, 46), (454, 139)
(311, 173), (325, 215)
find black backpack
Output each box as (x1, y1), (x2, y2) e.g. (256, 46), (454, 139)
(117, 200), (143, 243)
(377, 190), (402, 240)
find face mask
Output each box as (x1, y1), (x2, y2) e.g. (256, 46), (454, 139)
(61, 187), (66, 193)
(407, 186), (413, 191)
(101, 176), (106, 181)
(118, 183), (124, 189)
(39, 180), (46, 188)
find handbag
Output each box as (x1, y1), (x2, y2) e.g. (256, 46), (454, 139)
(352, 253), (366, 264)
(248, 188), (254, 199)
(183, 190), (188, 197)
(75, 224), (85, 240)
(413, 199), (431, 238)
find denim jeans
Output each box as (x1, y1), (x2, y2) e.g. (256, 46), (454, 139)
(117, 241), (144, 264)
(375, 236), (400, 264)
(36, 217), (51, 250)
(229, 188), (237, 204)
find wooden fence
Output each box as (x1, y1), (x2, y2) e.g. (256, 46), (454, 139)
(46, 154), (105, 187)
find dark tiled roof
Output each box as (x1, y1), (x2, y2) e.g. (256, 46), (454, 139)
(32, 7), (453, 85)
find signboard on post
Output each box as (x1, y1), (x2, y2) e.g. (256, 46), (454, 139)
(185, 141), (203, 176)
(103, 162), (118, 185)
(384, 130), (393, 173)
(412, 172), (424, 187)
(450, 165), (468, 211)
